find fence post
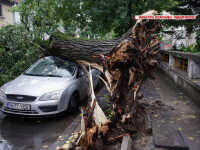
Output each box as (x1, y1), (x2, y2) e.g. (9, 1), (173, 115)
(169, 55), (175, 68)
(188, 59), (200, 79)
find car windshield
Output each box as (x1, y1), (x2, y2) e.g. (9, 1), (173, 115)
(24, 57), (76, 78)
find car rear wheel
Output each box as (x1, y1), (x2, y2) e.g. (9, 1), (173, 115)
(67, 92), (79, 113)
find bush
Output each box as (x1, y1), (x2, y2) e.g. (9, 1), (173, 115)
(0, 25), (40, 85)
(180, 44), (199, 53)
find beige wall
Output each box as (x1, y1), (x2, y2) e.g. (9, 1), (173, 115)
(0, 3), (13, 28)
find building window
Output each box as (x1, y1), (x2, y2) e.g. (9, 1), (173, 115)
(0, 4), (3, 17)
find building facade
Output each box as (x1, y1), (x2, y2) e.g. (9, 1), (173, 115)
(162, 26), (197, 50)
(0, 0), (15, 27)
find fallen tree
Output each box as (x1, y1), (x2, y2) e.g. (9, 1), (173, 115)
(44, 10), (161, 149)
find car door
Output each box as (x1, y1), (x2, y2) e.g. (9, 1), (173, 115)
(91, 68), (100, 87)
(77, 67), (88, 99)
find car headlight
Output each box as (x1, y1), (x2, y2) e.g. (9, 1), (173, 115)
(40, 90), (62, 101)
(0, 86), (5, 98)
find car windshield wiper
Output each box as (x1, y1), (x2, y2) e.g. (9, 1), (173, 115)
(43, 74), (63, 77)
(24, 73), (43, 76)
(24, 73), (62, 77)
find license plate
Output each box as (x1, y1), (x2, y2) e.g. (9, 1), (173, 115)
(7, 102), (31, 110)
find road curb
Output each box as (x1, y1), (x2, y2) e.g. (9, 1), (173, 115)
(121, 135), (133, 150)
(144, 112), (152, 134)
(51, 114), (81, 150)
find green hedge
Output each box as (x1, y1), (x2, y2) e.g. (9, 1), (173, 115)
(0, 25), (40, 85)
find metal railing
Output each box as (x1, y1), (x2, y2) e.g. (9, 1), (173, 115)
(174, 57), (188, 72)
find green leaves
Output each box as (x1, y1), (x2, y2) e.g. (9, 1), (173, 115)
(180, 44), (199, 53)
(164, 0), (200, 34)
(0, 25), (39, 85)
(12, 0), (60, 38)
(12, 0), (173, 39)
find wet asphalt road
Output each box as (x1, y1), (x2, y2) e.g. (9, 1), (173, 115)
(0, 111), (79, 150)
(0, 87), (103, 150)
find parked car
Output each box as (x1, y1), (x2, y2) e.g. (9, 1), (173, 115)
(0, 56), (101, 117)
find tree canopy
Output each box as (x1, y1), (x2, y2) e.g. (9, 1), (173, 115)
(13, 0), (173, 38)
(164, 0), (200, 33)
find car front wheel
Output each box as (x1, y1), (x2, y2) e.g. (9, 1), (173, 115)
(67, 92), (79, 113)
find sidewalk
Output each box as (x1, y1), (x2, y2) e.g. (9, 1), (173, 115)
(136, 69), (200, 150)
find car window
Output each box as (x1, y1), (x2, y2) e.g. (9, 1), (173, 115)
(25, 57), (77, 78)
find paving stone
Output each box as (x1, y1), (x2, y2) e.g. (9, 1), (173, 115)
(152, 118), (189, 150)
(145, 113), (152, 134)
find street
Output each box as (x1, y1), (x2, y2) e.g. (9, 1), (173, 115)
(0, 111), (79, 150)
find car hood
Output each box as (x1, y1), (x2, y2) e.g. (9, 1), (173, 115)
(5, 75), (72, 96)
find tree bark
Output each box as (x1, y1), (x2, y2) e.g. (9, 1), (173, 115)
(49, 34), (121, 64)
(46, 10), (161, 149)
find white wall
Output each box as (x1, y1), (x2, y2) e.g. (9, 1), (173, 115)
(0, 3), (13, 27)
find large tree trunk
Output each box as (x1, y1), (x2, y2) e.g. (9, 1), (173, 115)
(49, 35), (120, 63)
(46, 10), (161, 149)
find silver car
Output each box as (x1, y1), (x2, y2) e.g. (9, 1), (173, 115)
(0, 56), (101, 116)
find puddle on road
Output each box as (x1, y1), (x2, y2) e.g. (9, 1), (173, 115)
(0, 112), (79, 150)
